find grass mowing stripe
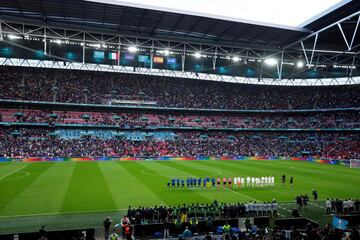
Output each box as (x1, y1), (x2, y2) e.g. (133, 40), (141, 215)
(0, 162), (76, 217)
(278, 160), (357, 174)
(0, 210), (130, 235)
(220, 186), (260, 202)
(269, 161), (360, 199)
(0, 162), (30, 180)
(99, 161), (164, 209)
(0, 165), (27, 181)
(197, 160), (291, 202)
(155, 161), (266, 204)
(0, 160), (357, 233)
(151, 161), (244, 203)
(0, 163), (53, 214)
(119, 161), (211, 206)
(60, 162), (117, 213)
(155, 161), (222, 177)
(0, 163), (12, 169)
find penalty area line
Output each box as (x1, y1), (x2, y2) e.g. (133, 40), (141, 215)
(0, 165), (27, 181)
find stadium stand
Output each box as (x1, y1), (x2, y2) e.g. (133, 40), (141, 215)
(1, 66), (360, 109)
(0, 0), (360, 239)
(1, 128), (359, 159)
(1, 108), (360, 128)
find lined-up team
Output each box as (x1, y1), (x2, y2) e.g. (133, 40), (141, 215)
(167, 176), (275, 188)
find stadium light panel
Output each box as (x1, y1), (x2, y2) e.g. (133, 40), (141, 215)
(232, 56), (240, 62)
(194, 52), (202, 58)
(8, 34), (21, 40)
(89, 43), (101, 49)
(128, 46), (138, 53)
(296, 61), (304, 68)
(264, 58), (278, 66)
(163, 49), (170, 56)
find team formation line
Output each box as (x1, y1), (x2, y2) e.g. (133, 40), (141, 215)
(167, 176), (276, 189)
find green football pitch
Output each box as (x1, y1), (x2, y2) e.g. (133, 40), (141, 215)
(0, 160), (359, 234)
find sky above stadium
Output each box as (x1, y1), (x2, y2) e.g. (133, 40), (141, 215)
(101, 0), (344, 27)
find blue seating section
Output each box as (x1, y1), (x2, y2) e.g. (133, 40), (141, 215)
(56, 129), (176, 141)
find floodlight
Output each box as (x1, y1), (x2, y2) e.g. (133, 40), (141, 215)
(8, 34), (20, 40)
(232, 56), (240, 62)
(163, 49), (170, 56)
(194, 52), (201, 58)
(296, 61), (304, 68)
(128, 46), (138, 53)
(55, 39), (62, 45)
(264, 58), (278, 66)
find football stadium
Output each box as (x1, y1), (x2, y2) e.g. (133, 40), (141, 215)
(0, 0), (360, 239)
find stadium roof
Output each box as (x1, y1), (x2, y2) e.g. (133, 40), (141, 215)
(0, 0), (358, 51)
(0, 0), (359, 86)
(300, 0), (359, 30)
(0, 0), (304, 50)
(112, 0), (343, 27)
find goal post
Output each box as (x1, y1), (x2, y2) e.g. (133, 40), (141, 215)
(349, 159), (360, 168)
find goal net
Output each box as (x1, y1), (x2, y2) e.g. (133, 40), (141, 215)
(350, 159), (360, 168)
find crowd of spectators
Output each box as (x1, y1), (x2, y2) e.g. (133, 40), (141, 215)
(126, 200), (278, 225)
(116, 199), (359, 240)
(0, 128), (359, 159)
(1, 66), (360, 110)
(1, 109), (359, 129)
(205, 223), (359, 240)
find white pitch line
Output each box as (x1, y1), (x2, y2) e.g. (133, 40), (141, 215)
(278, 205), (292, 213)
(0, 207), (129, 219)
(221, 187), (259, 202)
(0, 165), (27, 181)
(309, 202), (325, 209)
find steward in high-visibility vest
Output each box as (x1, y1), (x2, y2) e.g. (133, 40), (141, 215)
(190, 217), (198, 225)
(190, 217), (199, 232)
(223, 222), (231, 234)
(175, 216), (182, 233)
(109, 230), (119, 240)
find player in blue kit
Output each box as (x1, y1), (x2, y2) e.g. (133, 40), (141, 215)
(181, 178), (185, 188)
(176, 178), (180, 188)
(171, 178), (176, 188)
(193, 177), (197, 187)
(212, 177), (216, 188)
(198, 177), (202, 187)
(203, 178), (207, 188)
